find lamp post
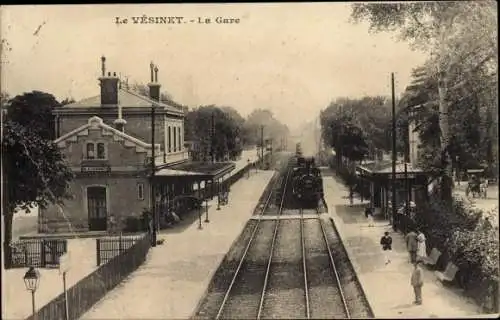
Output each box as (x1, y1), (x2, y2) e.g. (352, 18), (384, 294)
(198, 201), (203, 229)
(205, 198), (210, 222)
(216, 180), (221, 211)
(24, 267), (40, 319)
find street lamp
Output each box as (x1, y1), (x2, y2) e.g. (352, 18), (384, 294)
(217, 189), (221, 211)
(205, 198), (210, 222)
(198, 201), (203, 230)
(24, 266), (40, 318)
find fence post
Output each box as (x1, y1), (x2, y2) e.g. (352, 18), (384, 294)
(24, 246), (29, 266)
(119, 233), (123, 255)
(96, 239), (101, 266)
(41, 240), (46, 267)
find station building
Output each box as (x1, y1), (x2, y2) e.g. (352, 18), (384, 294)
(39, 57), (235, 233)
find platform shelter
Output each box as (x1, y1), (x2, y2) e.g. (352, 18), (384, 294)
(356, 160), (430, 218)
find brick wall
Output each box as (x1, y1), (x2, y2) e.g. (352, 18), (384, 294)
(58, 111), (165, 152)
(39, 176), (150, 233)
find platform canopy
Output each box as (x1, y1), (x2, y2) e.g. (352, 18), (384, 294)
(356, 160), (428, 181)
(155, 161), (235, 181)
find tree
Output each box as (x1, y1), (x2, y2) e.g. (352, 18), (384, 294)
(243, 109), (290, 149)
(2, 121), (73, 268)
(320, 96), (393, 166)
(185, 105), (244, 161)
(129, 82), (179, 108)
(60, 97), (76, 106)
(399, 55), (498, 178)
(350, 1), (497, 202)
(5, 91), (60, 140)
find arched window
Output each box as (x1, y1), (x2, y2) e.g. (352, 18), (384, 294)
(86, 143), (95, 159)
(97, 143), (106, 159)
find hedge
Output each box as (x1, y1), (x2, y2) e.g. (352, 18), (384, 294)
(414, 192), (499, 313)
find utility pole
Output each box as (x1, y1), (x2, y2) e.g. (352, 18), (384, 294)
(260, 125), (264, 167)
(150, 105), (157, 247)
(404, 118), (410, 220)
(391, 73), (397, 232)
(211, 112), (215, 163)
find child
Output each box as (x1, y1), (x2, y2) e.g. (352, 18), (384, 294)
(380, 231), (393, 264)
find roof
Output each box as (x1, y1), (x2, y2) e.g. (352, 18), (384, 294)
(54, 116), (160, 154)
(156, 168), (206, 177)
(155, 161), (236, 180)
(61, 88), (183, 115)
(357, 160), (424, 174)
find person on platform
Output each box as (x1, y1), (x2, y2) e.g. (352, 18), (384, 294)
(380, 231), (393, 264)
(416, 230), (428, 261)
(405, 229), (419, 264)
(411, 260), (424, 305)
(365, 207), (375, 227)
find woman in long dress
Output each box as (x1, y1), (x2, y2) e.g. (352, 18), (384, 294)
(416, 231), (427, 260)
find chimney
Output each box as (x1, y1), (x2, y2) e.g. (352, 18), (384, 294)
(113, 104), (127, 132)
(99, 56), (119, 105)
(148, 62), (161, 102)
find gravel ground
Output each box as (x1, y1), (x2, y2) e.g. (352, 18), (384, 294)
(322, 218), (373, 318)
(253, 173), (279, 216)
(193, 219), (258, 319)
(260, 219), (306, 319)
(217, 220), (276, 319)
(304, 219), (348, 319)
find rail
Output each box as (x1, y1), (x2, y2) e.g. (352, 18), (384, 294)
(256, 168), (291, 319)
(215, 169), (283, 320)
(318, 214), (351, 318)
(300, 208), (311, 319)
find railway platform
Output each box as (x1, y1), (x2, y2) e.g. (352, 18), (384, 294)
(323, 173), (488, 318)
(80, 170), (274, 320)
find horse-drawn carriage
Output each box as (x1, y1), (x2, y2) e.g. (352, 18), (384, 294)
(465, 169), (488, 199)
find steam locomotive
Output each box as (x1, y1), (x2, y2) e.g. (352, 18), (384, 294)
(290, 154), (324, 207)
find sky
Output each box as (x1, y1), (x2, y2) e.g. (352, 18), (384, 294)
(1, 3), (427, 131)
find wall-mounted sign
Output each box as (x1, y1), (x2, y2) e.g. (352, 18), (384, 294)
(81, 166), (111, 173)
(388, 173), (416, 179)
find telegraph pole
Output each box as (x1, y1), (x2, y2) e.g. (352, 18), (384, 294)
(150, 104), (157, 247)
(211, 112), (215, 163)
(391, 73), (397, 231)
(404, 120), (410, 219)
(260, 125), (264, 167)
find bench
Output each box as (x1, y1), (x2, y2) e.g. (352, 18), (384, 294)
(435, 262), (459, 284)
(422, 248), (442, 268)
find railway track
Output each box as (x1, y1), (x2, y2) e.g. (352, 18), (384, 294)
(194, 158), (372, 319)
(215, 167), (292, 319)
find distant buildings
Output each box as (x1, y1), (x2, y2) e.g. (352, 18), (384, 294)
(39, 57), (234, 233)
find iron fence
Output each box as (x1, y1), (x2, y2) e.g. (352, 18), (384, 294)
(26, 234), (151, 320)
(96, 235), (145, 266)
(10, 239), (67, 268)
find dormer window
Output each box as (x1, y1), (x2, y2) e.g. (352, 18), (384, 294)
(85, 141), (107, 160)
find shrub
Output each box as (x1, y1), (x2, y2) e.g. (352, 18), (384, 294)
(447, 218), (499, 312)
(414, 190), (498, 312)
(123, 217), (144, 233)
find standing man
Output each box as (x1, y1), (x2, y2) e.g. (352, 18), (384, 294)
(411, 260), (424, 305)
(380, 231), (393, 265)
(405, 229), (418, 264)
